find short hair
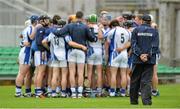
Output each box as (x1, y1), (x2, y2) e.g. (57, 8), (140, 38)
(109, 19), (120, 28)
(52, 15), (61, 25)
(76, 11), (84, 19)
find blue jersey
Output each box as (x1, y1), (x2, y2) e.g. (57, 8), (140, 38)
(53, 21), (97, 47)
(32, 26), (51, 51)
(131, 24), (160, 64)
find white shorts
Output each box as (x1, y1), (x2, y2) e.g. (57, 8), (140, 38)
(87, 48), (102, 65)
(51, 60), (67, 68)
(156, 54), (160, 65)
(68, 49), (85, 64)
(34, 51), (48, 66)
(18, 47), (31, 65)
(109, 51), (128, 68)
(47, 60), (52, 67)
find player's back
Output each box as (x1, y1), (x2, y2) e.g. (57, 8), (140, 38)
(47, 31), (66, 61)
(114, 27), (130, 52)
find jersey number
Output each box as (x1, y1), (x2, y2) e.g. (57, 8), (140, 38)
(54, 37), (59, 46)
(121, 33), (125, 43)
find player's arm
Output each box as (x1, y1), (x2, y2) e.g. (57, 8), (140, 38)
(65, 35), (87, 51)
(23, 41), (31, 47)
(69, 41), (87, 51)
(29, 24), (43, 40)
(29, 25), (38, 40)
(116, 41), (131, 52)
(97, 24), (104, 39)
(53, 24), (69, 37)
(42, 37), (50, 51)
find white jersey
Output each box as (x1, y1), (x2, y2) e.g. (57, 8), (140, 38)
(107, 26), (131, 53)
(20, 25), (33, 47)
(102, 27), (111, 38)
(88, 25), (102, 48)
(18, 25), (33, 65)
(46, 32), (66, 61)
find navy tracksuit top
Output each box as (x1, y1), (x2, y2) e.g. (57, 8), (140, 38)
(52, 21), (97, 47)
(131, 24), (160, 64)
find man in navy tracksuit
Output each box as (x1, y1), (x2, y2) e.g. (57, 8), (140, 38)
(53, 11), (97, 98)
(130, 14), (160, 105)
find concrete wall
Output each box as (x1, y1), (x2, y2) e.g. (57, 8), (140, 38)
(159, 0), (180, 66)
(27, 0), (96, 18)
(0, 26), (23, 47)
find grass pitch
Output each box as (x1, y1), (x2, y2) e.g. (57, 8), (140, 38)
(0, 84), (180, 108)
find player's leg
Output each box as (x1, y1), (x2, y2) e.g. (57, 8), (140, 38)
(110, 66), (118, 97)
(35, 51), (47, 97)
(24, 68), (34, 97)
(36, 64), (46, 96)
(56, 71), (61, 95)
(68, 49), (77, 98)
(15, 47), (31, 97)
(68, 62), (76, 98)
(126, 67), (131, 96)
(119, 52), (128, 97)
(61, 67), (68, 97)
(106, 66), (111, 90)
(152, 64), (159, 96)
(51, 66), (60, 97)
(15, 64), (30, 97)
(96, 64), (103, 96)
(47, 66), (53, 97)
(87, 64), (93, 89)
(76, 50), (86, 98)
(127, 56), (132, 96)
(116, 68), (121, 96)
(120, 68), (127, 97)
(77, 63), (85, 98)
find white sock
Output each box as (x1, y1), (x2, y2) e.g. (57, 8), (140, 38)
(56, 87), (61, 93)
(47, 86), (52, 93)
(78, 86), (83, 94)
(15, 86), (22, 94)
(97, 87), (102, 93)
(71, 87), (76, 93)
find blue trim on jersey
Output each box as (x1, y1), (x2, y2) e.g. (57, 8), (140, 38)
(24, 47), (31, 64)
(109, 29), (116, 65)
(29, 26), (32, 35)
(64, 38), (68, 60)
(53, 53), (58, 61)
(87, 44), (94, 57)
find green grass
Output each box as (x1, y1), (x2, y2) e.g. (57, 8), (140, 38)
(0, 84), (180, 108)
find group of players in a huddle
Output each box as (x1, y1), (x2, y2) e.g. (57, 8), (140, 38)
(15, 11), (159, 98)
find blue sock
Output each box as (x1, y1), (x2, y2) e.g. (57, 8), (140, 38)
(25, 88), (31, 93)
(16, 85), (21, 89)
(36, 88), (42, 96)
(61, 90), (66, 94)
(110, 88), (115, 93)
(120, 88), (126, 93)
(42, 87), (46, 93)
